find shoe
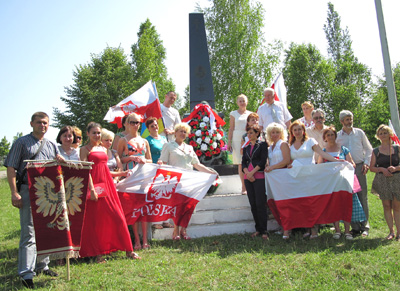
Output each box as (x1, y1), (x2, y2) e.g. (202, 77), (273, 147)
(126, 251), (142, 260)
(310, 234), (318, 239)
(180, 231), (191, 240)
(396, 234), (400, 242)
(345, 233), (353, 240)
(241, 190), (247, 195)
(282, 235), (290, 240)
(172, 235), (181, 241)
(262, 234), (269, 241)
(361, 230), (369, 237)
(302, 232), (311, 238)
(162, 222), (173, 228)
(350, 229), (361, 236)
(95, 256), (107, 264)
(142, 243), (150, 250)
(386, 233), (395, 240)
(251, 232), (260, 238)
(21, 278), (34, 289)
(134, 243), (142, 250)
(153, 224), (163, 229)
(37, 269), (59, 277)
(333, 232), (341, 240)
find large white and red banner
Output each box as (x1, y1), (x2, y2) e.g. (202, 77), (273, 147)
(104, 80), (162, 129)
(265, 162), (354, 230)
(117, 164), (217, 227)
(27, 161), (91, 260)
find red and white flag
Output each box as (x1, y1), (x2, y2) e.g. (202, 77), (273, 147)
(265, 162), (354, 230)
(389, 120), (400, 145)
(271, 73), (287, 106)
(117, 164), (217, 227)
(104, 81), (163, 128)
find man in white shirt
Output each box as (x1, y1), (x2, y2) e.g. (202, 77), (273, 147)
(160, 91), (181, 141)
(306, 109), (328, 161)
(336, 110), (373, 237)
(257, 88), (292, 132)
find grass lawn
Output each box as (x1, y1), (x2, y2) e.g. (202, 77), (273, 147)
(1, 173), (399, 290)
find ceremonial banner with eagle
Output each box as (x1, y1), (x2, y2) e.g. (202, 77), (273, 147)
(117, 164), (217, 227)
(27, 161), (91, 260)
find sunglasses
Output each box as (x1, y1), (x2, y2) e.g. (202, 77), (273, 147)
(129, 121), (140, 125)
(313, 116), (324, 120)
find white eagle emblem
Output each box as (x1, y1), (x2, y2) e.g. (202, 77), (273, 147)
(146, 173), (179, 202)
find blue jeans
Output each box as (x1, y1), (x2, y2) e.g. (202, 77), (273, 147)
(18, 185), (49, 279)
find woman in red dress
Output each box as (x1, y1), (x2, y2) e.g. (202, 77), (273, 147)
(80, 122), (140, 262)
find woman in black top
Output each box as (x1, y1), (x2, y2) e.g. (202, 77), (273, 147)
(242, 125), (269, 240)
(370, 124), (400, 241)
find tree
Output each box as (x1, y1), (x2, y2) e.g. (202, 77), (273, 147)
(177, 85), (190, 117)
(197, 0), (282, 119)
(0, 136), (10, 157)
(13, 132), (23, 143)
(131, 19), (175, 102)
(363, 62), (400, 146)
(323, 2), (371, 125)
(53, 47), (136, 135)
(283, 43), (336, 123)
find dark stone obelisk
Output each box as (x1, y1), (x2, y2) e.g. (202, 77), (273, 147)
(189, 13), (215, 110)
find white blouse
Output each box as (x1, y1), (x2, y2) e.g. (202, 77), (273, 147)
(290, 138), (318, 165)
(160, 141), (199, 170)
(269, 140), (284, 166)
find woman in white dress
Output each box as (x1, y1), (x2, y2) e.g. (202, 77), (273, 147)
(288, 120), (342, 239)
(227, 94), (252, 194)
(264, 123), (291, 239)
(159, 123), (215, 240)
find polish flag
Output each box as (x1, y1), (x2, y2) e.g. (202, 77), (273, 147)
(265, 162), (354, 230)
(389, 120), (400, 145)
(117, 164), (216, 227)
(104, 81), (164, 130)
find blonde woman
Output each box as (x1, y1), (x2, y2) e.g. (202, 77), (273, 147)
(370, 125), (400, 241)
(159, 123), (215, 240)
(228, 94), (252, 195)
(297, 101), (314, 129)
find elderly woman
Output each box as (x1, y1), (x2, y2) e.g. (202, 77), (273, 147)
(57, 126), (80, 160)
(264, 123), (291, 239)
(228, 94), (252, 195)
(145, 117), (173, 229)
(297, 101), (314, 129)
(80, 122), (139, 262)
(101, 128), (128, 183)
(370, 125), (400, 241)
(289, 120), (343, 239)
(317, 126), (364, 240)
(242, 124), (269, 240)
(71, 126), (83, 149)
(159, 123), (216, 240)
(118, 113), (152, 250)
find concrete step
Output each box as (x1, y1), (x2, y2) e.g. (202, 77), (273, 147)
(190, 207), (253, 225)
(151, 219), (280, 240)
(196, 193), (250, 211)
(214, 175), (243, 195)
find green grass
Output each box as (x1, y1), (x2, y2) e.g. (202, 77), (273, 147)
(1, 173), (399, 290)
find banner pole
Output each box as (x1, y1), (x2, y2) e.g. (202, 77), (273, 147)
(66, 255), (70, 281)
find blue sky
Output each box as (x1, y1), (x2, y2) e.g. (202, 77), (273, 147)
(1, 0), (399, 143)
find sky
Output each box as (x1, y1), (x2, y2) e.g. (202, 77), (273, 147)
(0, 0), (399, 144)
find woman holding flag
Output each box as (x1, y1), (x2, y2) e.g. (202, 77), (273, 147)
(118, 113), (152, 250)
(159, 123), (216, 240)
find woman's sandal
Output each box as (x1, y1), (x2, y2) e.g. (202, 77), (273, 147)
(344, 233), (354, 240)
(262, 234), (269, 241)
(303, 232), (311, 238)
(310, 234), (319, 239)
(162, 222), (174, 228)
(251, 232), (260, 238)
(333, 232), (341, 240)
(172, 234), (181, 241)
(180, 231), (191, 240)
(396, 234), (400, 241)
(96, 255), (107, 264)
(134, 243), (142, 250)
(142, 243), (150, 250)
(126, 251), (142, 260)
(386, 233), (395, 240)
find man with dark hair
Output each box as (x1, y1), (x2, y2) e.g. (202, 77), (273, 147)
(4, 112), (63, 288)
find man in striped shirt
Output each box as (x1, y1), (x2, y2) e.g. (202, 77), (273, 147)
(4, 112), (63, 288)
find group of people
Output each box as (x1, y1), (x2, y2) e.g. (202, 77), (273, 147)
(5, 89), (400, 288)
(229, 89), (400, 243)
